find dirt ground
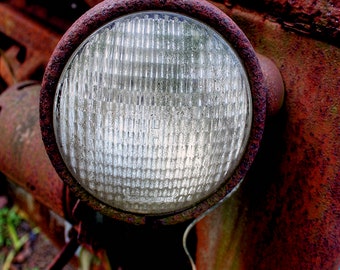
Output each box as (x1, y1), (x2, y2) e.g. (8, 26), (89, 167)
(11, 232), (76, 270)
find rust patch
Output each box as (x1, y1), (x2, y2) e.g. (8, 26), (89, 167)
(215, 0), (340, 46)
(0, 82), (66, 218)
(196, 4), (340, 270)
(0, 3), (60, 85)
(257, 53), (285, 116)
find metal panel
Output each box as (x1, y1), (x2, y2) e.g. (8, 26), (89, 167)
(196, 4), (339, 270)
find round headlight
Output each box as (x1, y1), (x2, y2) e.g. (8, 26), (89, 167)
(40, 0), (266, 224)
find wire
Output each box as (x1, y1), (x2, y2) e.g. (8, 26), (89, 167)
(182, 181), (242, 270)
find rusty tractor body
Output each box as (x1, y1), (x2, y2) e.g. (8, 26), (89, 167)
(0, 0), (339, 269)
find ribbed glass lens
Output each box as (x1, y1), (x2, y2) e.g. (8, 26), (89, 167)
(54, 11), (252, 214)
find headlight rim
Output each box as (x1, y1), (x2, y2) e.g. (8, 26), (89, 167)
(40, 0), (266, 225)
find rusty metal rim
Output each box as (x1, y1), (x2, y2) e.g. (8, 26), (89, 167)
(40, 0), (266, 225)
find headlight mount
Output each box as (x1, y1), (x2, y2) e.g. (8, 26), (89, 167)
(40, 0), (266, 225)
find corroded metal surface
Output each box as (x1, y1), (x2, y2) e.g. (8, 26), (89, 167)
(84, 0), (103, 7)
(257, 54), (284, 117)
(0, 0), (337, 268)
(40, 0), (267, 225)
(4, 0), (90, 33)
(0, 3), (59, 85)
(196, 4), (340, 270)
(0, 4), (60, 85)
(0, 82), (66, 218)
(223, 0), (340, 45)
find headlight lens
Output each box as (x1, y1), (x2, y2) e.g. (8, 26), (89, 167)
(53, 11), (252, 214)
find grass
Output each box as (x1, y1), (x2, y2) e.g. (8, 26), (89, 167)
(0, 205), (39, 270)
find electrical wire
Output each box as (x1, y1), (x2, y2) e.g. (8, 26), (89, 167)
(182, 181), (242, 270)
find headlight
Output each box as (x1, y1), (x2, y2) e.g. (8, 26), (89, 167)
(56, 12), (252, 215)
(40, 0), (266, 224)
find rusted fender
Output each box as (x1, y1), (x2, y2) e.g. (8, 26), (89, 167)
(196, 5), (340, 270)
